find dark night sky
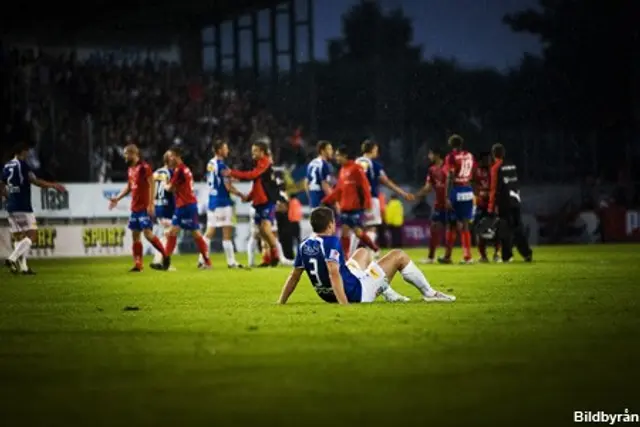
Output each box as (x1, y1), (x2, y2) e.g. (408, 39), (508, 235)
(312, 0), (542, 70)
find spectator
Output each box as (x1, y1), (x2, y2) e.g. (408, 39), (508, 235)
(384, 195), (404, 248)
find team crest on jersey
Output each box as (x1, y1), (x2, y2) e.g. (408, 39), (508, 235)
(207, 163), (215, 172)
(154, 172), (168, 181)
(302, 241), (321, 256)
(329, 249), (340, 262)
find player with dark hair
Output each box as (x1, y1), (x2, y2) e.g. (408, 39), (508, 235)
(2, 143), (66, 274)
(305, 140), (334, 208)
(322, 145), (378, 258)
(202, 140), (246, 269)
(222, 142), (281, 267)
(488, 143), (533, 262)
(356, 140), (413, 256)
(278, 206), (455, 304)
(163, 146), (211, 268)
(440, 134), (476, 264)
(109, 144), (170, 272)
(150, 151), (176, 269)
(473, 151), (501, 262)
(414, 147), (447, 263)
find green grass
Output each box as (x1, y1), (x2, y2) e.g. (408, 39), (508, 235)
(1, 245), (639, 427)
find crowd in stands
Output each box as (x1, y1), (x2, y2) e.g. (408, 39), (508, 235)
(2, 46), (302, 182)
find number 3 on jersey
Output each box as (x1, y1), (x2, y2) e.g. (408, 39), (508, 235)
(309, 258), (322, 287)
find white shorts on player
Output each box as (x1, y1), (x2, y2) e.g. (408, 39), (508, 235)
(346, 258), (388, 302)
(206, 206), (234, 228)
(7, 212), (38, 233)
(363, 197), (382, 227)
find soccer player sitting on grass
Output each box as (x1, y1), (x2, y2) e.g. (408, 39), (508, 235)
(278, 207), (456, 305)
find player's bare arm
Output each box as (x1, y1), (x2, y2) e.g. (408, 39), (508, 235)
(29, 173), (66, 193)
(147, 173), (154, 217)
(327, 261), (349, 305)
(278, 267), (304, 304)
(0, 181), (7, 200)
(321, 179), (332, 196)
(380, 175), (414, 201)
(224, 180), (244, 199)
(414, 182), (433, 198)
(109, 182), (131, 209)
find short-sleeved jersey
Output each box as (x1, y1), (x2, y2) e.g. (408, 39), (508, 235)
(322, 161), (372, 212)
(1, 158), (33, 212)
(474, 166), (491, 208)
(444, 149), (475, 186)
(294, 235), (362, 303)
(207, 157), (233, 210)
(356, 156), (386, 197)
(170, 162), (198, 208)
(153, 167), (175, 211)
(128, 161), (153, 212)
(426, 164), (447, 210)
(306, 157), (333, 192)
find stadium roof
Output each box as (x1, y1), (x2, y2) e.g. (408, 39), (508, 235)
(2, 0), (283, 35)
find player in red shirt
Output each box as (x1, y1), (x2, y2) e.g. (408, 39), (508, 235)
(413, 147), (447, 263)
(441, 134), (476, 264)
(322, 145), (377, 258)
(108, 144), (169, 272)
(222, 142), (281, 267)
(163, 146), (211, 268)
(473, 152), (500, 262)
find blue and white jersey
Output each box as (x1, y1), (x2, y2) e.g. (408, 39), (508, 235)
(294, 235), (362, 303)
(306, 157), (333, 208)
(153, 167), (175, 218)
(356, 156), (386, 198)
(207, 157), (233, 210)
(1, 158), (33, 213)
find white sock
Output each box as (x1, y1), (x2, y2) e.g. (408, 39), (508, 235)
(247, 235), (256, 266)
(9, 237), (32, 262)
(367, 230), (377, 248)
(349, 233), (359, 258)
(19, 256), (28, 272)
(199, 236), (211, 264)
(400, 261), (436, 297)
(222, 240), (237, 266)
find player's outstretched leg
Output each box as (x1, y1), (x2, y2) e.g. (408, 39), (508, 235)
(378, 250), (456, 302)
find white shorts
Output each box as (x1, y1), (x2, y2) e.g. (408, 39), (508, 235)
(207, 206), (234, 228)
(364, 197), (382, 226)
(7, 212), (37, 234)
(346, 259), (388, 303)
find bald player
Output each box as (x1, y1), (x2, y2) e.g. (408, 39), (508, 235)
(108, 144), (170, 272)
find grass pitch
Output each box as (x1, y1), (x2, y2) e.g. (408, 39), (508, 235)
(1, 245), (639, 427)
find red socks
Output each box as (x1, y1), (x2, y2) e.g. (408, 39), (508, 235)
(148, 236), (166, 258)
(194, 235), (210, 265)
(166, 235), (177, 257)
(341, 235), (351, 258)
(428, 225), (440, 259)
(270, 247), (279, 263)
(461, 230), (472, 260)
(358, 233), (379, 252)
(132, 241), (143, 267)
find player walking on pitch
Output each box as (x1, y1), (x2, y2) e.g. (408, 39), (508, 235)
(222, 142), (281, 267)
(305, 140), (334, 208)
(414, 147), (448, 263)
(1, 143), (66, 274)
(473, 152), (501, 263)
(440, 134), (476, 264)
(150, 152), (176, 269)
(201, 140), (247, 269)
(321, 145), (378, 259)
(163, 146), (212, 269)
(356, 140), (414, 255)
(278, 207), (455, 304)
(108, 144), (170, 272)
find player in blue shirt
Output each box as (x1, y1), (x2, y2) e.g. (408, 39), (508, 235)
(150, 152), (176, 268)
(201, 140), (247, 269)
(278, 207), (455, 304)
(304, 141), (334, 208)
(356, 140), (414, 256)
(1, 143), (66, 274)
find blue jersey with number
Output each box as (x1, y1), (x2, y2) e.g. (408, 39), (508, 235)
(306, 157), (333, 208)
(1, 158), (33, 213)
(294, 235), (362, 303)
(207, 157), (233, 210)
(356, 156), (385, 198)
(153, 167), (175, 218)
